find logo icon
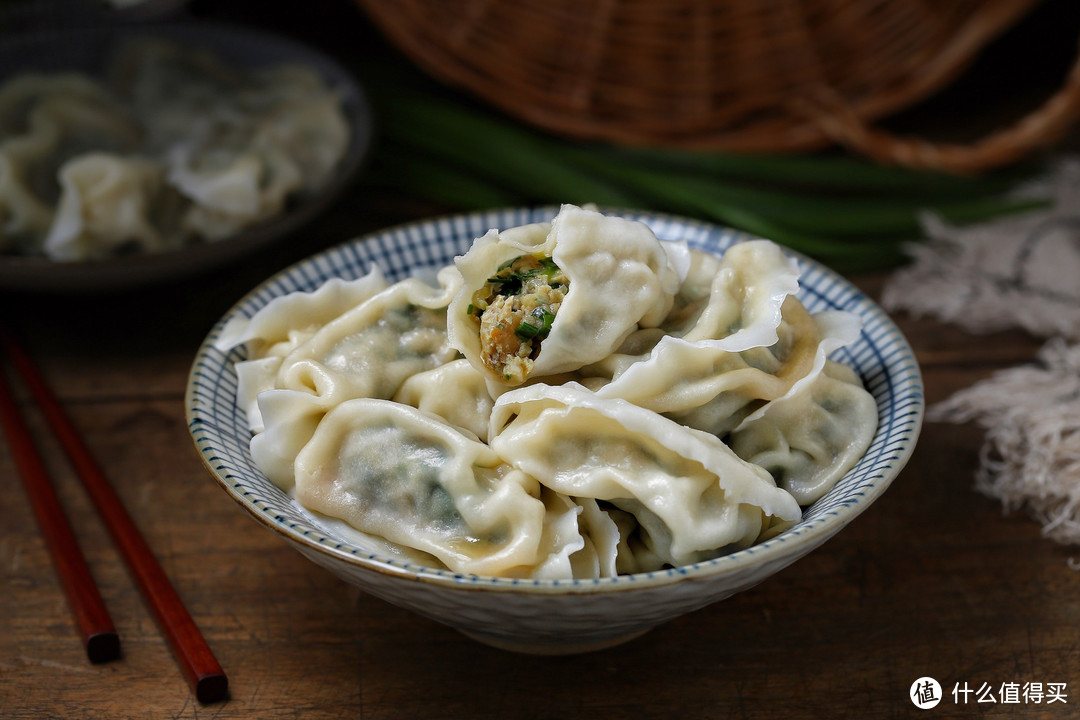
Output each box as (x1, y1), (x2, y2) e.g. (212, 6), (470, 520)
(911, 677), (943, 709)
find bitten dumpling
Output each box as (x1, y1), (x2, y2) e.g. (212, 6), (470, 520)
(447, 204), (684, 385)
(219, 210), (882, 581)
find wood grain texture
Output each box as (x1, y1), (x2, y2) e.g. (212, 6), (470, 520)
(4, 212), (1078, 720)
(3, 2), (1080, 717)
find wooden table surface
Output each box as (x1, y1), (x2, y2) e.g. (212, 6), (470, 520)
(6, 203), (1078, 720)
(4, 2), (1080, 719)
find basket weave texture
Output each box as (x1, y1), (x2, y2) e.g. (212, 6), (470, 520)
(358, 0), (1080, 172)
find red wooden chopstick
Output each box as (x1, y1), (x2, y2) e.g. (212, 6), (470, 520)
(0, 356), (119, 663)
(0, 328), (228, 703)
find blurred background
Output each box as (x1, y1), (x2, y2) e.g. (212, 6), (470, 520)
(4, 0), (1080, 284)
(0, 0), (1074, 355)
(4, 3), (1080, 717)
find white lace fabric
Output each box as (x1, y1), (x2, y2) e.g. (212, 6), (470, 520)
(883, 158), (1080, 549)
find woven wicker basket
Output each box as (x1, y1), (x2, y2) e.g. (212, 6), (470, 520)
(357, 0), (1080, 173)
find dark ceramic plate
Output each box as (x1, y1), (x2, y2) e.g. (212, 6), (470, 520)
(0, 20), (372, 292)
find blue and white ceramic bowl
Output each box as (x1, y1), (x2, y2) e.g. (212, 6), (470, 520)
(185, 207), (924, 654)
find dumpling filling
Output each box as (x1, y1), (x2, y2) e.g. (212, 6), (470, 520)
(468, 254), (568, 383)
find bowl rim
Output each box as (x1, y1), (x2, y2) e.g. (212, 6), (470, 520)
(185, 205), (924, 595)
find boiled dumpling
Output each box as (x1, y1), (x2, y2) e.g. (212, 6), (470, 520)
(44, 153), (184, 260)
(247, 65), (350, 193)
(586, 240), (865, 439)
(0, 38), (351, 261)
(489, 382), (802, 567)
(216, 266), (390, 359)
(169, 144), (302, 240)
(0, 73), (140, 252)
(243, 266), (463, 488)
(218, 211), (881, 581)
(392, 358), (495, 442)
(728, 360), (879, 505)
(662, 240), (799, 348)
(218, 267), (391, 433)
(249, 388), (327, 490)
(275, 266), (462, 406)
(118, 37), (347, 239)
(115, 37), (255, 161)
(590, 297), (821, 433)
(447, 204), (684, 385)
(292, 399), (548, 577)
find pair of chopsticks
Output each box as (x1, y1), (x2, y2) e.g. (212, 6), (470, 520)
(0, 326), (228, 704)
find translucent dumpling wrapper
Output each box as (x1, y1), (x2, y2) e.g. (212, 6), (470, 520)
(119, 38), (348, 196)
(250, 387), (327, 490)
(527, 490), (588, 580)
(248, 65), (350, 193)
(43, 153), (185, 261)
(215, 267), (391, 432)
(447, 204), (685, 386)
(729, 360), (879, 505)
(392, 358), (495, 442)
(586, 241), (864, 438)
(292, 399), (549, 576)
(113, 37), (248, 151)
(0, 74), (141, 250)
(10, 84), (142, 214)
(672, 308), (863, 436)
(119, 37), (349, 239)
(561, 496), (659, 577)
(0, 73), (140, 156)
(0, 38), (353, 259)
(215, 266), (390, 358)
(661, 241), (800, 348)
(489, 382), (802, 567)
(220, 211), (882, 580)
(170, 145), (303, 240)
(259, 394), (603, 576)
(590, 296), (818, 432)
(226, 266), (465, 494)
(0, 73), (118, 128)
(275, 266), (462, 406)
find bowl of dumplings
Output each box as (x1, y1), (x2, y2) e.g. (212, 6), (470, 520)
(188, 204), (924, 654)
(0, 21), (370, 291)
